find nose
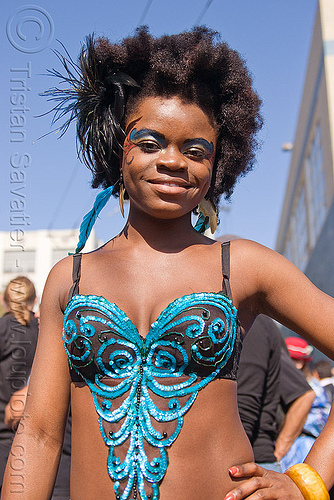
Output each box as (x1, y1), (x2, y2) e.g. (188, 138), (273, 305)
(156, 145), (188, 171)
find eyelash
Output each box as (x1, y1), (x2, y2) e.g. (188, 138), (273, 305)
(137, 140), (160, 152)
(136, 140), (207, 160)
(184, 148), (206, 160)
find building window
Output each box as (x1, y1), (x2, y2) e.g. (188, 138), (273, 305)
(4, 250), (35, 273)
(293, 186), (309, 271)
(284, 185), (309, 271)
(305, 124), (327, 248)
(283, 236), (294, 264)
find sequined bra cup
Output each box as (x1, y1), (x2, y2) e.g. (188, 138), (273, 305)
(62, 242), (242, 500)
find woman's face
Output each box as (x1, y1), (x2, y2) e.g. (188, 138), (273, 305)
(121, 96), (217, 221)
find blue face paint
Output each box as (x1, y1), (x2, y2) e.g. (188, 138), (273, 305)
(129, 128), (167, 151)
(182, 138), (215, 166)
(183, 138), (214, 154)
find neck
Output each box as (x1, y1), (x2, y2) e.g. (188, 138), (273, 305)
(121, 208), (205, 252)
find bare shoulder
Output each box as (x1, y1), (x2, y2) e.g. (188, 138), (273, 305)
(229, 238), (299, 280)
(228, 238), (275, 283)
(42, 254), (75, 313)
(42, 246), (112, 312)
(230, 237), (278, 259)
(229, 237), (317, 299)
(229, 239), (334, 356)
(227, 238), (309, 327)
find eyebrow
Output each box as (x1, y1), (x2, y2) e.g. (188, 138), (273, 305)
(129, 128), (214, 152)
(183, 138), (214, 153)
(130, 128), (166, 142)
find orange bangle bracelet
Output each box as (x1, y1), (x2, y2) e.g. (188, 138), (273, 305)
(284, 463), (330, 500)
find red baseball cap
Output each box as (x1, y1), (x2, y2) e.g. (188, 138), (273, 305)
(285, 337), (313, 361)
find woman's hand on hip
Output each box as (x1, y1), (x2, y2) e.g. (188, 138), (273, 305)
(224, 462), (304, 500)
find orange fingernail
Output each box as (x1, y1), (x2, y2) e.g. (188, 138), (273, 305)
(225, 495), (234, 500)
(229, 466), (238, 475)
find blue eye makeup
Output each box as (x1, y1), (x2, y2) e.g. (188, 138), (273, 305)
(182, 138), (215, 164)
(183, 138), (214, 154)
(129, 128), (167, 150)
(124, 128), (215, 164)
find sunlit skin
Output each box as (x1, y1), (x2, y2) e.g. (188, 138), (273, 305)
(3, 96), (334, 500)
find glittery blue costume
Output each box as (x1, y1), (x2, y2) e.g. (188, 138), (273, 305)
(62, 242), (242, 500)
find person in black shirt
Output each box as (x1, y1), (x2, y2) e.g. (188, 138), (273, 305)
(0, 276), (38, 489)
(237, 315), (314, 471)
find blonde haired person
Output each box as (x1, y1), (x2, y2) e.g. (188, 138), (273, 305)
(3, 276), (36, 326)
(0, 277), (38, 490)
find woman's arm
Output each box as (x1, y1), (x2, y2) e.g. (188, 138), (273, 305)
(223, 404), (334, 499)
(232, 240), (334, 358)
(304, 403), (334, 490)
(223, 241), (334, 499)
(1, 258), (72, 499)
(224, 463), (304, 500)
(4, 385), (29, 431)
(274, 390), (315, 461)
(222, 422), (334, 500)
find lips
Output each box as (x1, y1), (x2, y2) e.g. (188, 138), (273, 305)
(147, 178), (193, 195)
(148, 178), (192, 188)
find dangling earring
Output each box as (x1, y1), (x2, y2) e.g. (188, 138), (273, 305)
(197, 198), (217, 234)
(119, 171), (125, 218)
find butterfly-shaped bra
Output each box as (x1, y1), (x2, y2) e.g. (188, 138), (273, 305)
(62, 244), (242, 500)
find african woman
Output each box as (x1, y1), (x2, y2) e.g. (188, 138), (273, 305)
(2, 28), (334, 500)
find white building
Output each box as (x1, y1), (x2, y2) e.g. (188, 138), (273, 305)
(0, 229), (100, 299)
(276, 0), (334, 299)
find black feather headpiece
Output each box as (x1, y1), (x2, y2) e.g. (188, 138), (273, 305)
(42, 35), (140, 188)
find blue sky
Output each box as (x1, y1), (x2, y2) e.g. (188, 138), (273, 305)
(1, 0), (317, 249)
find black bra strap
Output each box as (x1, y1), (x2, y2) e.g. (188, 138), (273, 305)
(221, 242), (232, 300)
(67, 253), (82, 302)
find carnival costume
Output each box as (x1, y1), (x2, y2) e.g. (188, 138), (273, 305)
(46, 34), (239, 500)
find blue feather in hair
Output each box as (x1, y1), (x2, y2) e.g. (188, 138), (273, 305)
(75, 186), (113, 253)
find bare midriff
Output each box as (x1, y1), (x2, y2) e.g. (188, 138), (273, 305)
(69, 379), (253, 500)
